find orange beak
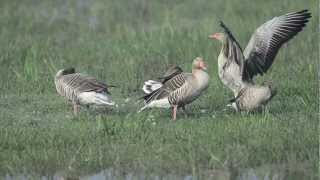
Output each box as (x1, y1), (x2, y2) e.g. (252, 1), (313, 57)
(199, 61), (208, 70)
(208, 33), (219, 40)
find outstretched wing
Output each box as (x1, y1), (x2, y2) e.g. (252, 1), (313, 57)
(220, 21), (245, 70)
(218, 21), (246, 92)
(243, 10), (311, 80)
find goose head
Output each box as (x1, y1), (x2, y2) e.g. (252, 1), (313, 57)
(192, 57), (210, 89)
(192, 57), (208, 70)
(192, 57), (208, 72)
(55, 67), (76, 78)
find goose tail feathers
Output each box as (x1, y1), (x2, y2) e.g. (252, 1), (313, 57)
(142, 80), (163, 94)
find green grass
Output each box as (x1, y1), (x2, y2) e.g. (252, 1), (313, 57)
(0, 0), (318, 179)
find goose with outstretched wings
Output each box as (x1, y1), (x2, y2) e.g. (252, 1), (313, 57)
(209, 10), (311, 111)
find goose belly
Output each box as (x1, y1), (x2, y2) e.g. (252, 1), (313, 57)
(175, 77), (209, 106)
(181, 90), (202, 105)
(78, 92), (115, 106)
(145, 98), (171, 109)
(176, 85), (207, 106)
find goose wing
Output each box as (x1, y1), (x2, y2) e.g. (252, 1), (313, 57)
(219, 21), (245, 71)
(61, 73), (112, 94)
(243, 10), (311, 80)
(158, 65), (183, 84)
(218, 21), (246, 91)
(144, 73), (188, 103)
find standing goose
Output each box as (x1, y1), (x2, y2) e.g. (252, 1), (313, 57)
(142, 65), (183, 94)
(140, 57), (209, 120)
(54, 68), (116, 114)
(209, 10), (311, 111)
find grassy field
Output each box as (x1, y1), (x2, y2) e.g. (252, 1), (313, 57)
(0, 0), (318, 179)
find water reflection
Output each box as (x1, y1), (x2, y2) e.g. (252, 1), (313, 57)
(4, 165), (312, 180)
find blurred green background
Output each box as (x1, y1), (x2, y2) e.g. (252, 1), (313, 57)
(0, 0), (318, 179)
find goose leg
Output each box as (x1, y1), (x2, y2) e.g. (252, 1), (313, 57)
(73, 104), (80, 115)
(172, 105), (178, 120)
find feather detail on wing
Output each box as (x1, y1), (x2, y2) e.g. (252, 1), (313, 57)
(144, 73), (187, 104)
(141, 65), (184, 102)
(60, 73), (112, 94)
(142, 80), (163, 94)
(220, 21), (245, 69)
(243, 10), (311, 80)
(158, 65), (183, 83)
(54, 69), (115, 106)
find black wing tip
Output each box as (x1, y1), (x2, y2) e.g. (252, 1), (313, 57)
(291, 9), (312, 18)
(219, 20), (234, 38)
(298, 9), (312, 18)
(219, 20), (228, 32)
(284, 9), (311, 28)
(108, 85), (117, 88)
(298, 9), (308, 13)
(138, 94), (148, 100)
(219, 20), (224, 26)
(158, 65), (183, 81)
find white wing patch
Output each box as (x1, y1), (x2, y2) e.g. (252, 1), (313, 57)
(142, 80), (163, 94)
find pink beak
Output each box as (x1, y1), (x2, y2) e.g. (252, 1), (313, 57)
(200, 61), (208, 70)
(208, 33), (218, 40)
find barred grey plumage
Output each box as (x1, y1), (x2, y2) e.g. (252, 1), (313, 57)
(142, 66), (184, 103)
(158, 65), (183, 84)
(54, 68), (115, 114)
(139, 57), (210, 120)
(210, 10), (311, 111)
(243, 10), (311, 80)
(148, 73), (189, 105)
(229, 83), (277, 111)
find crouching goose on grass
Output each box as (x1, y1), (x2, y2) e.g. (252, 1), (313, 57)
(139, 57), (210, 120)
(54, 68), (116, 115)
(209, 10), (311, 112)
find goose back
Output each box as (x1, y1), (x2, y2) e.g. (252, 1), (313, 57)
(55, 71), (111, 104)
(233, 85), (275, 111)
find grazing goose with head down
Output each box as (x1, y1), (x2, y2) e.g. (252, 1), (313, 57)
(140, 57), (210, 120)
(54, 68), (116, 114)
(209, 10), (311, 111)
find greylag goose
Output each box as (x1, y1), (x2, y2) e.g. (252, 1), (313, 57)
(142, 65), (183, 94)
(54, 68), (116, 114)
(209, 10), (311, 111)
(140, 57), (209, 120)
